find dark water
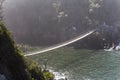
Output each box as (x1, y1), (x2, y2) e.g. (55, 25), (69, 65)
(29, 48), (120, 80)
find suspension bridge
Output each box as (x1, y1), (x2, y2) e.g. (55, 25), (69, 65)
(24, 30), (95, 57)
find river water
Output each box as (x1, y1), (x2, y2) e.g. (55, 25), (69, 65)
(28, 48), (120, 80)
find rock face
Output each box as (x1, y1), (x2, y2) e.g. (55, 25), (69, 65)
(0, 22), (45, 80)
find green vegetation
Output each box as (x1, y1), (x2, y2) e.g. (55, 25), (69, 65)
(43, 70), (54, 80)
(0, 22), (48, 80)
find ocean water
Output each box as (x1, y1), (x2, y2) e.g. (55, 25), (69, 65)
(28, 48), (120, 80)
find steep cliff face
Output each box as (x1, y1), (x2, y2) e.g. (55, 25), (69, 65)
(0, 22), (45, 80)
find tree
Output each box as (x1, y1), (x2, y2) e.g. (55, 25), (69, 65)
(0, 1), (46, 79)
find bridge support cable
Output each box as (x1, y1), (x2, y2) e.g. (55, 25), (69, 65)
(24, 30), (95, 57)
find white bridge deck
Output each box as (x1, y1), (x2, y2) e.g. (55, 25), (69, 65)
(24, 30), (95, 56)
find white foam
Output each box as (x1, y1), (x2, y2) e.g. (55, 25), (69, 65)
(49, 70), (68, 80)
(104, 47), (114, 51)
(115, 45), (120, 51)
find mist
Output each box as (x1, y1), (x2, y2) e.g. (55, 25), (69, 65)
(3, 0), (120, 48)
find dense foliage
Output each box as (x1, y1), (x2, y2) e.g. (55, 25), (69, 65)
(0, 22), (46, 80)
